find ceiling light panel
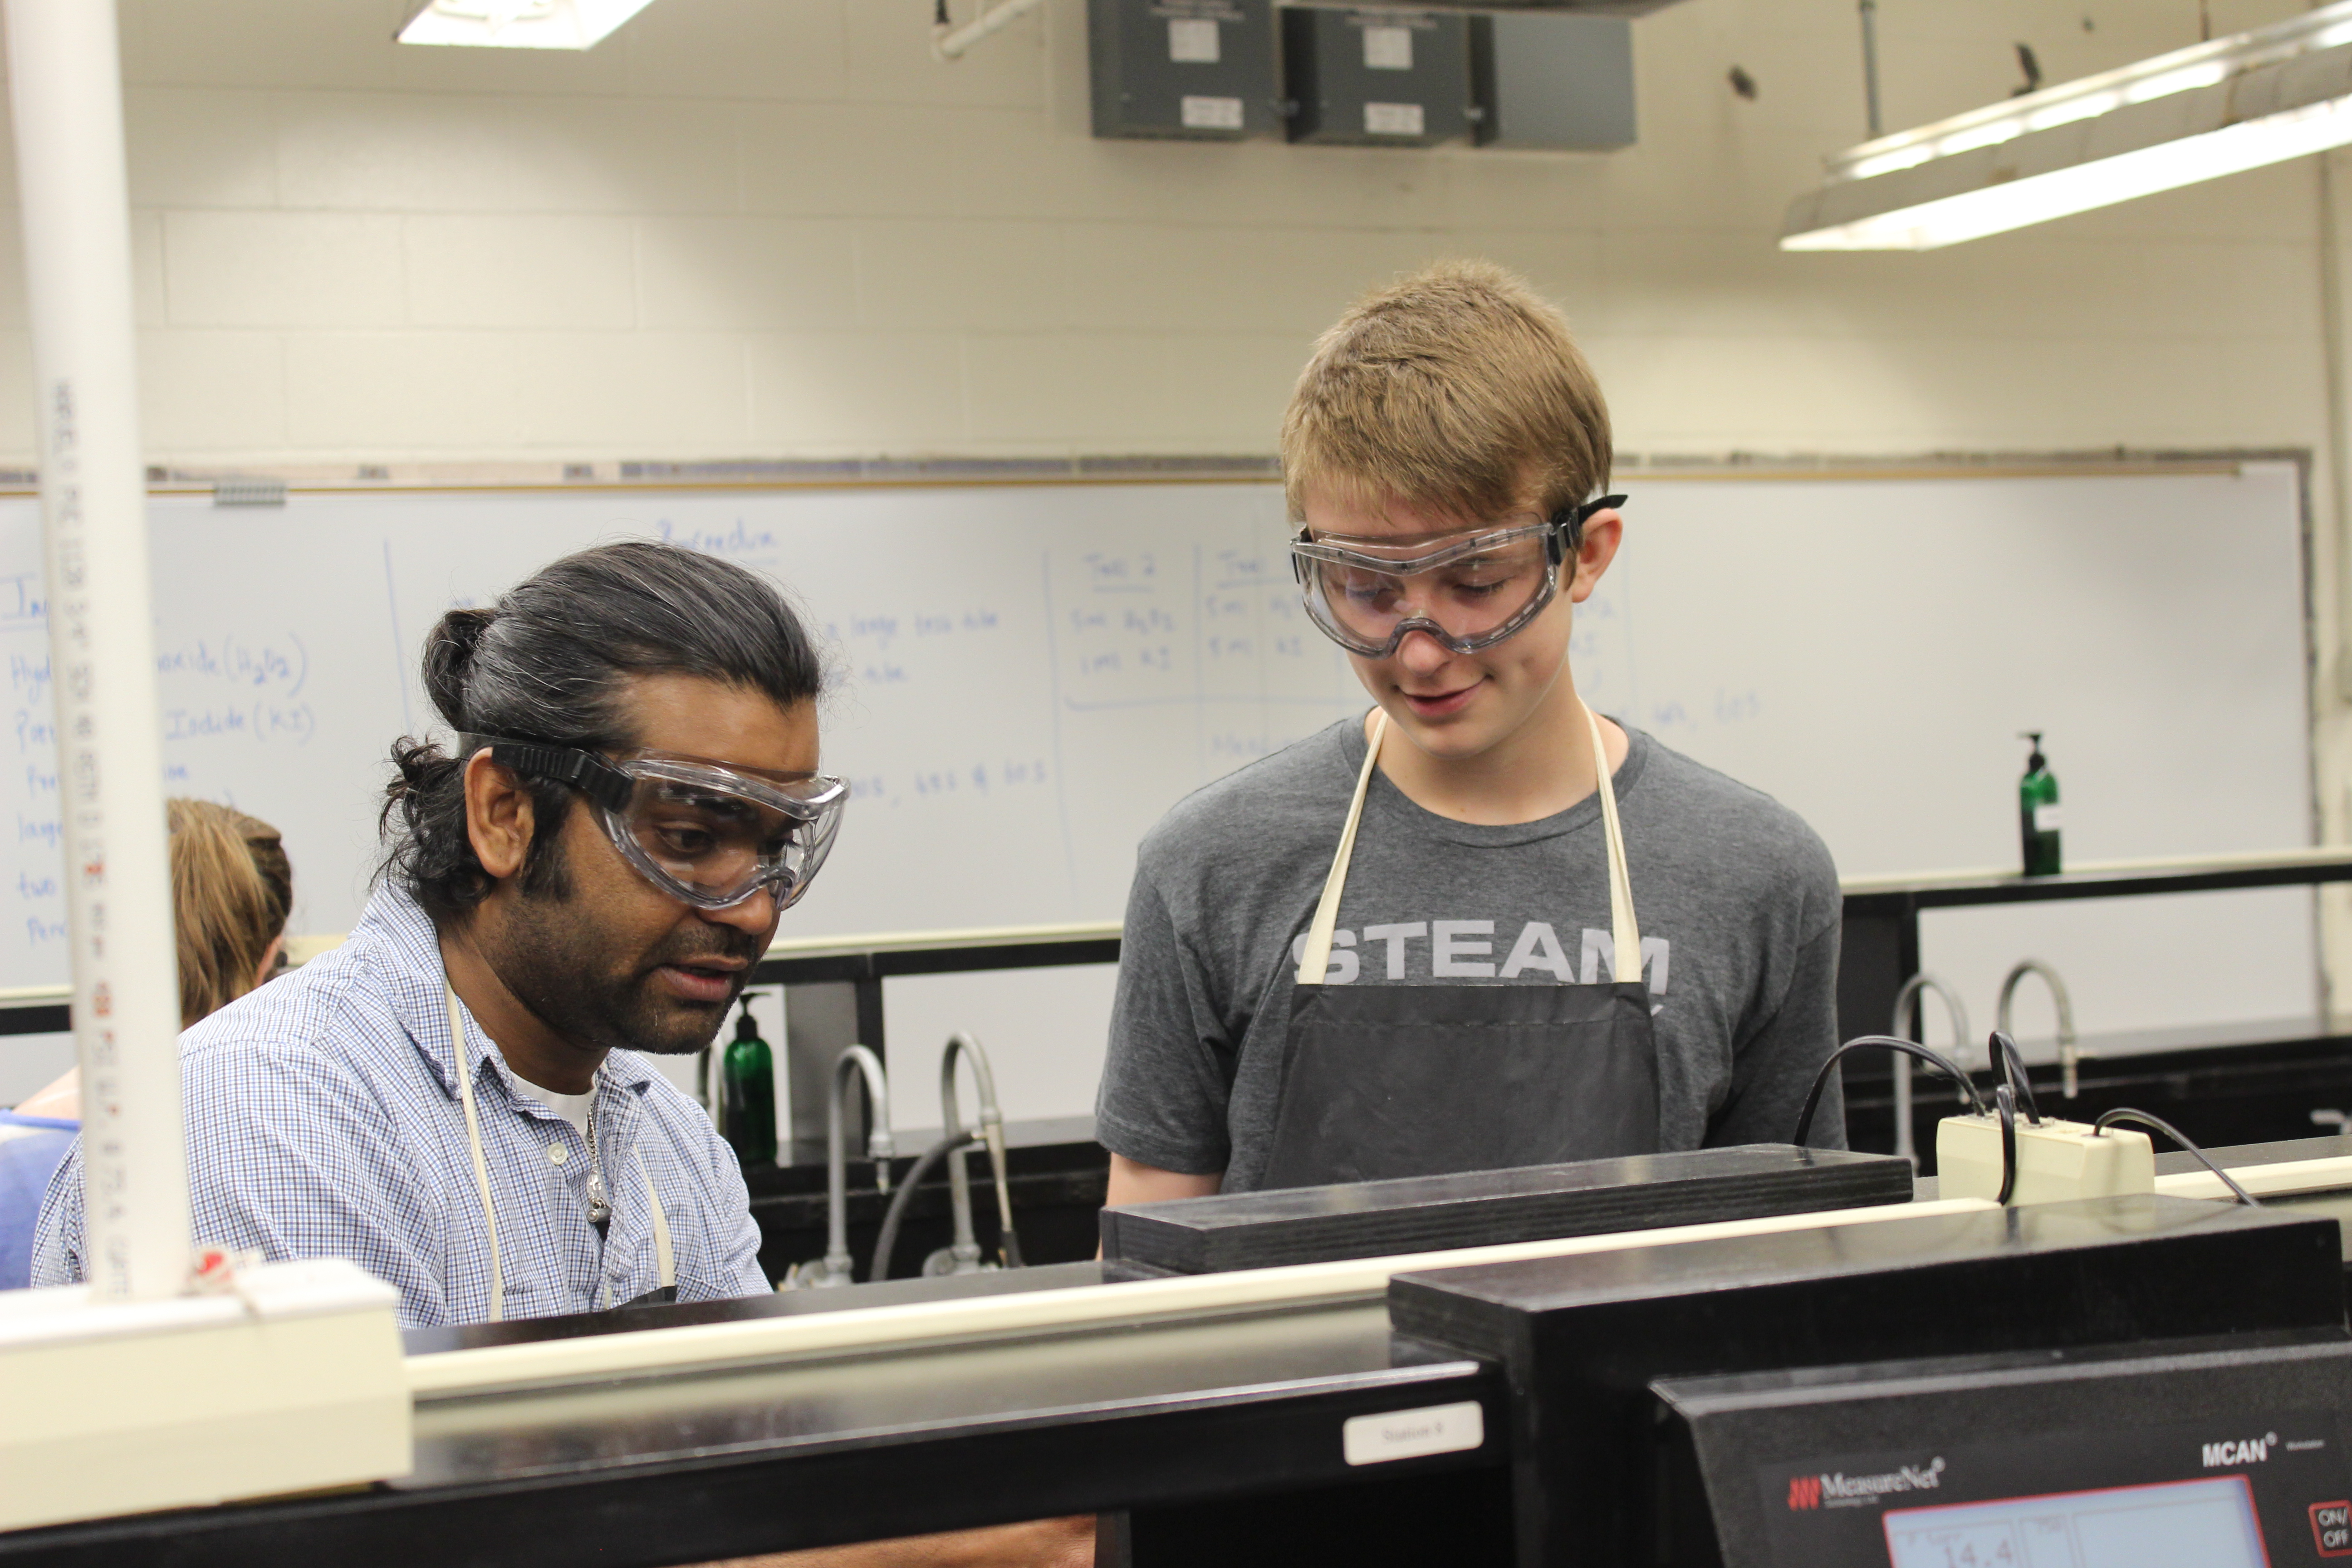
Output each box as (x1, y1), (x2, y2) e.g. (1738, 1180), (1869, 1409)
(1784, 0), (2352, 250)
(397, 0), (657, 49)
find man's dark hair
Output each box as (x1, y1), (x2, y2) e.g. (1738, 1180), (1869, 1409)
(382, 539), (826, 921)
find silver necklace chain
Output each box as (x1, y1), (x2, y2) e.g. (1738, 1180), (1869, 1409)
(584, 1086), (612, 1225)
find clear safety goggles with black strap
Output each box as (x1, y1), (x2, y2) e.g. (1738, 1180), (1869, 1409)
(460, 735), (848, 912)
(1289, 493), (1627, 659)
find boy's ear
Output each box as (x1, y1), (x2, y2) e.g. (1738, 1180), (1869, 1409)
(1567, 507), (1624, 603)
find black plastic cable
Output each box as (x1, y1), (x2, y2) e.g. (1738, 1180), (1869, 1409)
(869, 1130), (977, 1283)
(1993, 1082), (2019, 1205)
(1987, 1030), (2043, 1125)
(998, 1200), (1026, 1271)
(2094, 1107), (2260, 1206)
(1793, 1034), (1989, 1148)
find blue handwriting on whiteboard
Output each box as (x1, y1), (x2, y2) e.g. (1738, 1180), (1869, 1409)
(0, 574), (44, 628)
(156, 632), (309, 697)
(1082, 552), (1158, 588)
(164, 702), (318, 745)
(883, 760), (1051, 805)
(655, 518), (778, 558)
(1713, 688), (1762, 724)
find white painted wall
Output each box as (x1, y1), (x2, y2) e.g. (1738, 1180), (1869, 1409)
(3, 0), (2349, 1112)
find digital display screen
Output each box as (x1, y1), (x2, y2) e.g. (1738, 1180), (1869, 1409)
(1883, 1475), (2268, 1568)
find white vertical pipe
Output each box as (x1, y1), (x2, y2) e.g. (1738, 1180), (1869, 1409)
(5, 0), (189, 1299)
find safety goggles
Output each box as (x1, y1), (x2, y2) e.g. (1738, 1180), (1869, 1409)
(1290, 494), (1626, 658)
(461, 735), (847, 912)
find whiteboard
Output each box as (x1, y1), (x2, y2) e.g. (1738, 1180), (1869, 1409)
(0, 464), (2317, 1119)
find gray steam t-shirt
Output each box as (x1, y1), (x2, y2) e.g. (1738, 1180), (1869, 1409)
(1097, 716), (1846, 1192)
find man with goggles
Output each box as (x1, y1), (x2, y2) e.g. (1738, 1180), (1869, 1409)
(454, 735), (846, 915)
(1098, 260), (1846, 1214)
(35, 542), (838, 1329)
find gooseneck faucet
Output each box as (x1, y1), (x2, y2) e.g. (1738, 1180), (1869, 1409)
(940, 1032), (1023, 1273)
(804, 1044), (894, 1289)
(1997, 958), (2078, 1100)
(1889, 972), (1971, 1166)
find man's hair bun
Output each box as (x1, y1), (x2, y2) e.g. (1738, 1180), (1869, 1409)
(420, 607), (495, 730)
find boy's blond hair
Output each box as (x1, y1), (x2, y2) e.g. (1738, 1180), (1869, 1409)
(1280, 260), (1611, 528)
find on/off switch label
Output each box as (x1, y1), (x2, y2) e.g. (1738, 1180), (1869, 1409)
(2313, 1500), (2352, 1557)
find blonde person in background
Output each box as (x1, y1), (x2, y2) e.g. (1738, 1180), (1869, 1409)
(0, 800), (292, 1287)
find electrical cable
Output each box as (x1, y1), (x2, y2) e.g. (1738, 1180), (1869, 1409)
(1993, 1082), (2019, 1205)
(2094, 1107), (2260, 1206)
(1793, 1034), (1989, 1148)
(1987, 1029), (2043, 1125)
(870, 1130), (978, 1283)
(998, 1200), (1026, 1270)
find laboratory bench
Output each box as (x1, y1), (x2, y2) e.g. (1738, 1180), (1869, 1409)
(0, 1262), (1511, 1568)
(9, 1174), (2348, 1568)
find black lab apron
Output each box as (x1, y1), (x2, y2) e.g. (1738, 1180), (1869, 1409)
(1259, 706), (1661, 1189)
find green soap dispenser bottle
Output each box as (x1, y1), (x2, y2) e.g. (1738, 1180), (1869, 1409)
(2019, 730), (2062, 877)
(719, 995), (778, 1168)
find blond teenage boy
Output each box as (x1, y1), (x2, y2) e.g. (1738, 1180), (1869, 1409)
(1098, 261), (1844, 1205)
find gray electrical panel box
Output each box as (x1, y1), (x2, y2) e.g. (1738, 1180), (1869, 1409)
(1089, 0), (1278, 141)
(1469, 12), (1635, 149)
(1281, 8), (1470, 147)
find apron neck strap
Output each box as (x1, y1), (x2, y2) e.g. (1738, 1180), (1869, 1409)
(1297, 710), (1389, 985)
(1584, 705), (1642, 986)
(447, 983), (507, 1323)
(1296, 705), (1642, 988)
(635, 1145), (676, 1290)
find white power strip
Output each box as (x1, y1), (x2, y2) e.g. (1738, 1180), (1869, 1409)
(1937, 1114), (2156, 1205)
(0, 1257), (410, 1531)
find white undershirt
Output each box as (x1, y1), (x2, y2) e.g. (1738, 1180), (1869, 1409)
(513, 1073), (594, 1142)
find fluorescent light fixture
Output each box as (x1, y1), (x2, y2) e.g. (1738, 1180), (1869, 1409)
(1784, 0), (2352, 250)
(397, 0), (657, 49)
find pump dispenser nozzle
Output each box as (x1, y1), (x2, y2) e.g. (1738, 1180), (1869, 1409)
(2018, 731), (2061, 877)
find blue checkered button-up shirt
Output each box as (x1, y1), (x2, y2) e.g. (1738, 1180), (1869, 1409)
(30, 879), (769, 1326)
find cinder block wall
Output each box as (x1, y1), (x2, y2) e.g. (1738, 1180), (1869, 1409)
(0, 0), (2313, 468)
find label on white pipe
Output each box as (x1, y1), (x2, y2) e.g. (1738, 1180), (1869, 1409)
(1343, 1401), (1485, 1465)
